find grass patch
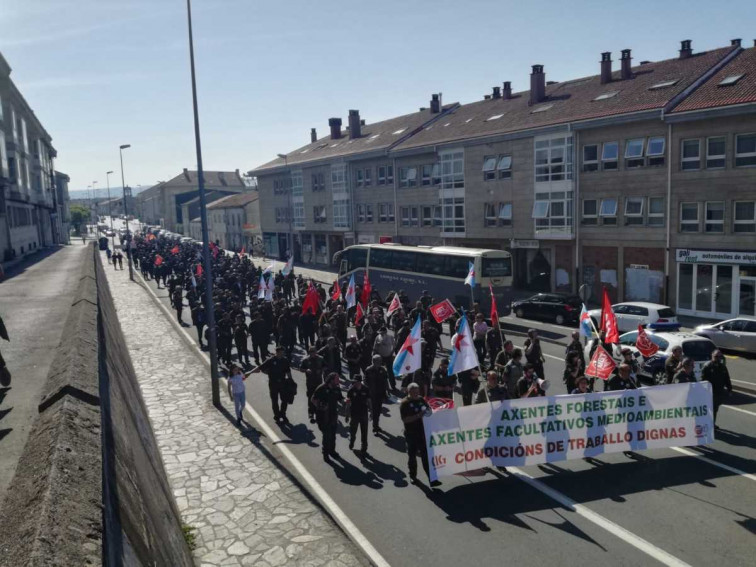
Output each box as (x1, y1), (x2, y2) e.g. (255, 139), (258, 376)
(182, 524), (197, 551)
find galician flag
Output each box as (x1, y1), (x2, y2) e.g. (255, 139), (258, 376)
(393, 316), (422, 377)
(464, 262), (475, 287)
(265, 274), (274, 301)
(449, 314), (478, 376)
(282, 255), (294, 276)
(345, 274), (356, 308)
(579, 304), (594, 338)
(257, 275), (266, 299)
(386, 294), (401, 317)
(262, 262), (275, 275)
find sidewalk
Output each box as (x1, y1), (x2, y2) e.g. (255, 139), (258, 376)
(101, 258), (367, 566)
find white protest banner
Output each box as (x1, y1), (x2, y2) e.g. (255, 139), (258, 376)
(424, 383), (713, 481)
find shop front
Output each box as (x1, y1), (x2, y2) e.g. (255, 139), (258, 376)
(676, 249), (756, 319)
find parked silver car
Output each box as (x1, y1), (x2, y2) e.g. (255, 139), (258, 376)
(694, 317), (756, 354)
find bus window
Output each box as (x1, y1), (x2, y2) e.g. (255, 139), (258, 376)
(416, 251), (445, 275)
(347, 248), (368, 272)
(445, 255), (470, 279)
(482, 256), (512, 277)
(392, 250), (418, 272)
(370, 248), (393, 269)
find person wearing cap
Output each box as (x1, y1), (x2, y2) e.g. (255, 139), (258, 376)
(571, 375), (590, 395)
(300, 346), (325, 424)
(565, 330), (586, 369)
(250, 345), (294, 423)
(344, 335), (363, 381)
(620, 347), (640, 381)
(476, 371), (508, 404)
(312, 372), (343, 462)
(364, 354), (390, 434)
(346, 374), (371, 454)
(373, 326), (396, 391)
(399, 383), (441, 487)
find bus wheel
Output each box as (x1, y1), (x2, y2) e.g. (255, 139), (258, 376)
(515, 308), (524, 318)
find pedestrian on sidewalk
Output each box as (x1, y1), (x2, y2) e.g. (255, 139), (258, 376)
(117, 252), (124, 270)
(400, 383), (441, 487)
(312, 372), (343, 463)
(227, 365), (248, 425)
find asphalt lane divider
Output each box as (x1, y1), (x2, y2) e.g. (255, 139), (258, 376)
(130, 266), (391, 567)
(508, 467), (692, 567)
(670, 447), (756, 483)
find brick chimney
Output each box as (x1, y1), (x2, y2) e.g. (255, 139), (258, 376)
(310, 128), (317, 143)
(529, 64), (546, 105)
(183, 167), (191, 181)
(731, 38), (742, 47)
(679, 39), (692, 59)
(329, 117), (342, 139)
(600, 52), (612, 84)
(348, 109), (361, 139)
(492, 86), (501, 99)
(430, 93), (440, 113)
(502, 81), (512, 99)
(621, 49), (632, 80)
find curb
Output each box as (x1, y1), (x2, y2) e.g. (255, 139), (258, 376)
(122, 259), (383, 567)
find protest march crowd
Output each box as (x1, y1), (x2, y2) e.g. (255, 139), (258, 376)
(124, 233), (733, 487)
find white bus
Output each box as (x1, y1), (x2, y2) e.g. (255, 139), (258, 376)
(333, 243), (512, 314)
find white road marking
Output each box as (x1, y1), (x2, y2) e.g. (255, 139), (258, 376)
(508, 467), (692, 567)
(134, 267), (392, 567)
(721, 405), (756, 417)
(731, 379), (756, 386)
(670, 447), (756, 483)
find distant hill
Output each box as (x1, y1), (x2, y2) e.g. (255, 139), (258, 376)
(68, 186), (150, 201)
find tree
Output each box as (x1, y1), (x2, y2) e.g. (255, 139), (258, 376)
(69, 205), (90, 236)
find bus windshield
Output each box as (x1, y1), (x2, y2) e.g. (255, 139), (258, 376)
(482, 256), (512, 277)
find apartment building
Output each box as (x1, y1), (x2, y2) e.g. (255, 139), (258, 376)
(0, 52), (64, 260)
(206, 191), (259, 251)
(250, 39), (756, 317)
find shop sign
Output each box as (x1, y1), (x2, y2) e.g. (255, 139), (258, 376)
(510, 239), (539, 249)
(629, 264), (648, 270)
(676, 249), (756, 266)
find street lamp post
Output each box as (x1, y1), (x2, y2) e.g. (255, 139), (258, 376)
(92, 180), (98, 223)
(119, 144), (134, 281)
(186, 0), (220, 406)
(106, 171), (115, 250)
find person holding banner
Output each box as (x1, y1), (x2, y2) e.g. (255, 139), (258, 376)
(399, 383), (441, 487)
(607, 363), (637, 391)
(571, 375), (590, 394)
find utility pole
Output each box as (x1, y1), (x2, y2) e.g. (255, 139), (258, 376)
(106, 171), (115, 250)
(119, 144), (134, 281)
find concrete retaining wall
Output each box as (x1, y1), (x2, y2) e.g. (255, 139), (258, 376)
(0, 243), (191, 566)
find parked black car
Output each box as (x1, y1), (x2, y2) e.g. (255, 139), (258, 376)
(511, 293), (582, 325)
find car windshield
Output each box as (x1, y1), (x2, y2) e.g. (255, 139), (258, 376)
(657, 308), (676, 318)
(682, 340), (715, 361)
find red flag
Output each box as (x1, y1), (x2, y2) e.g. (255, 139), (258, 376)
(240, 246), (246, 256)
(386, 294), (401, 317)
(301, 283), (320, 315)
(636, 324), (659, 358)
(354, 303), (364, 326)
(331, 280), (341, 301)
(154, 254), (164, 267)
(600, 287), (619, 344)
(196, 264), (203, 277)
(360, 272), (371, 307)
(429, 299), (456, 323)
(170, 245), (179, 255)
(427, 397), (455, 412)
(585, 345), (617, 380)
(489, 283), (499, 324)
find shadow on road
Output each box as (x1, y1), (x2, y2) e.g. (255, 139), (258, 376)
(1, 245), (67, 281)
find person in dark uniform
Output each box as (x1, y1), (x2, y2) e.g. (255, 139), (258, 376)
(476, 371), (509, 403)
(457, 367), (481, 406)
(565, 331), (586, 369)
(516, 364), (546, 398)
(673, 358), (697, 384)
(701, 349), (732, 427)
(344, 335), (362, 381)
(607, 363), (637, 391)
(524, 329), (545, 380)
(233, 317), (250, 366)
(300, 346), (325, 424)
(218, 314), (233, 366)
(248, 311), (269, 364)
(312, 372), (343, 462)
(319, 337), (342, 377)
(171, 287), (184, 324)
(400, 383), (441, 487)
(346, 375), (370, 455)
(251, 346), (293, 423)
(665, 346), (684, 384)
(364, 355), (390, 434)
(431, 358), (455, 399)
(329, 304), (348, 347)
(190, 302), (205, 347)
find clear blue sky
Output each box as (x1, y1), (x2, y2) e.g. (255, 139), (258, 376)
(1, 0), (754, 193)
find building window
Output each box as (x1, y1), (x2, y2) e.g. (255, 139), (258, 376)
(387, 165), (394, 184)
(483, 156), (497, 181)
(432, 205), (442, 227)
(484, 203), (498, 227)
(648, 197), (665, 226)
(378, 166), (386, 185)
(291, 170), (303, 197)
(356, 169), (363, 188)
(357, 204), (365, 223)
(582, 199), (598, 225)
(441, 196), (465, 233)
(647, 137), (666, 166)
(599, 198), (617, 225)
(734, 201), (756, 233)
(410, 206), (419, 226)
(387, 203), (395, 222)
(602, 142), (619, 170)
(399, 166), (417, 188)
(314, 205), (327, 224)
(499, 202), (512, 226)
(535, 135), (573, 182)
(624, 138), (645, 168)
(625, 197), (644, 225)
(705, 201), (725, 233)
(379, 202), (394, 223)
(532, 200), (549, 219)
(311, 173), (325, 192)
(431, 163), (441, 186)
(293, 201), (304, 228)
(421, 205), (433, 226)
(681, 139), (701, 170)
(680, 202), (699, 232)
(497, 155), (512, 179)
(364, 168), (372, 186)
(706, 137), (726, 169)
(440, 152), (464, 189)
(421, 165), (432, 186)
(365, 204), (373, 223)
(735, 133), (756, 167)
(400, 206), (410, 227)
(583, 145), (598, 172)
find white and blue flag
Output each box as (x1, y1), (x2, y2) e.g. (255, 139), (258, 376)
(449, 314), (478, 375)
(464, 261), (475, 288)
(393, 316), (422, 377)
(579, 304), (594, 338)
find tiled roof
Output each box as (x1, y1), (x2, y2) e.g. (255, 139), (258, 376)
(671, 47), (756, 113)
(393, 46), (735, 152)
(163, 170), (245, 188)
(251, 105), (456, 173)
(206, 191), (259, 209)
